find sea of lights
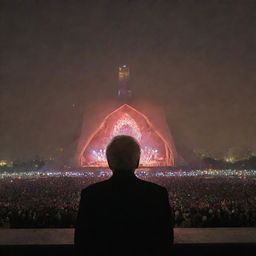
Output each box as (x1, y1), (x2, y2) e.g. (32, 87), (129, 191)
(1, 169), (256, 179)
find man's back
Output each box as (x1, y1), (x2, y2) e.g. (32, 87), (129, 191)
(74, 173), (174, 256)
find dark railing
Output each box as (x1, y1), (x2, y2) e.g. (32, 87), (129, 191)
(1, 228), (256, 256)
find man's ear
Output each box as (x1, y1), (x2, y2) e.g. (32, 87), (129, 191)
(136, 159), (139, 168)
(107, 160), (113, 170)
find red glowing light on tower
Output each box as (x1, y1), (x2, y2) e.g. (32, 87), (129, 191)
(79, 104), (174, 167)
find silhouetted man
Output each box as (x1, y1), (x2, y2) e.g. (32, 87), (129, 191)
(74, 135), (174, 256)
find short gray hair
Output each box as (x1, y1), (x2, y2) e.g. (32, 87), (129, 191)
(106, 135), (141, 171)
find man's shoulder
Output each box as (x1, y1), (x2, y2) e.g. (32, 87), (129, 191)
(80, 177), (167, 197)
(136, 178), (167, 194)
(81, 179), (111, 195)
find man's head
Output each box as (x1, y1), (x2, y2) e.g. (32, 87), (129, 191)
(106, 135), (141, 173)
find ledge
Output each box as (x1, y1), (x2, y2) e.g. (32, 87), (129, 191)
(0, 228), (256, 245)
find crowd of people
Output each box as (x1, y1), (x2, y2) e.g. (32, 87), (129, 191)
(0, 172), (256, 228)
(151, 175), (256, 227)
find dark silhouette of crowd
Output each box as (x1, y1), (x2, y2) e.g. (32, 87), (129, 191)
(0, 173), (256, 228)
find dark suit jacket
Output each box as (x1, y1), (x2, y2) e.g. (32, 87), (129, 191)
(74, 173), (174, 256)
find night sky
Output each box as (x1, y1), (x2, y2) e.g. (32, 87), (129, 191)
(1, 0), (256, 161)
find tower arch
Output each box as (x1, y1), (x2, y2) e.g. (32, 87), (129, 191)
(79, 104), (174, 167)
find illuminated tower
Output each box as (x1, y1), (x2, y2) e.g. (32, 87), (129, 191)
(74, 65), (183, 168)
(118, 65), (132, 98)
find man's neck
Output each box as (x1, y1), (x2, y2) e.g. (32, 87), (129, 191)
(111, 169), (136, 180)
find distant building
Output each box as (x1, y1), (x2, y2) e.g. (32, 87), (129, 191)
(118, 65), (132, 98)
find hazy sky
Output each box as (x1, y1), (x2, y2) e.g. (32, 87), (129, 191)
(1, 0), (256, 160)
